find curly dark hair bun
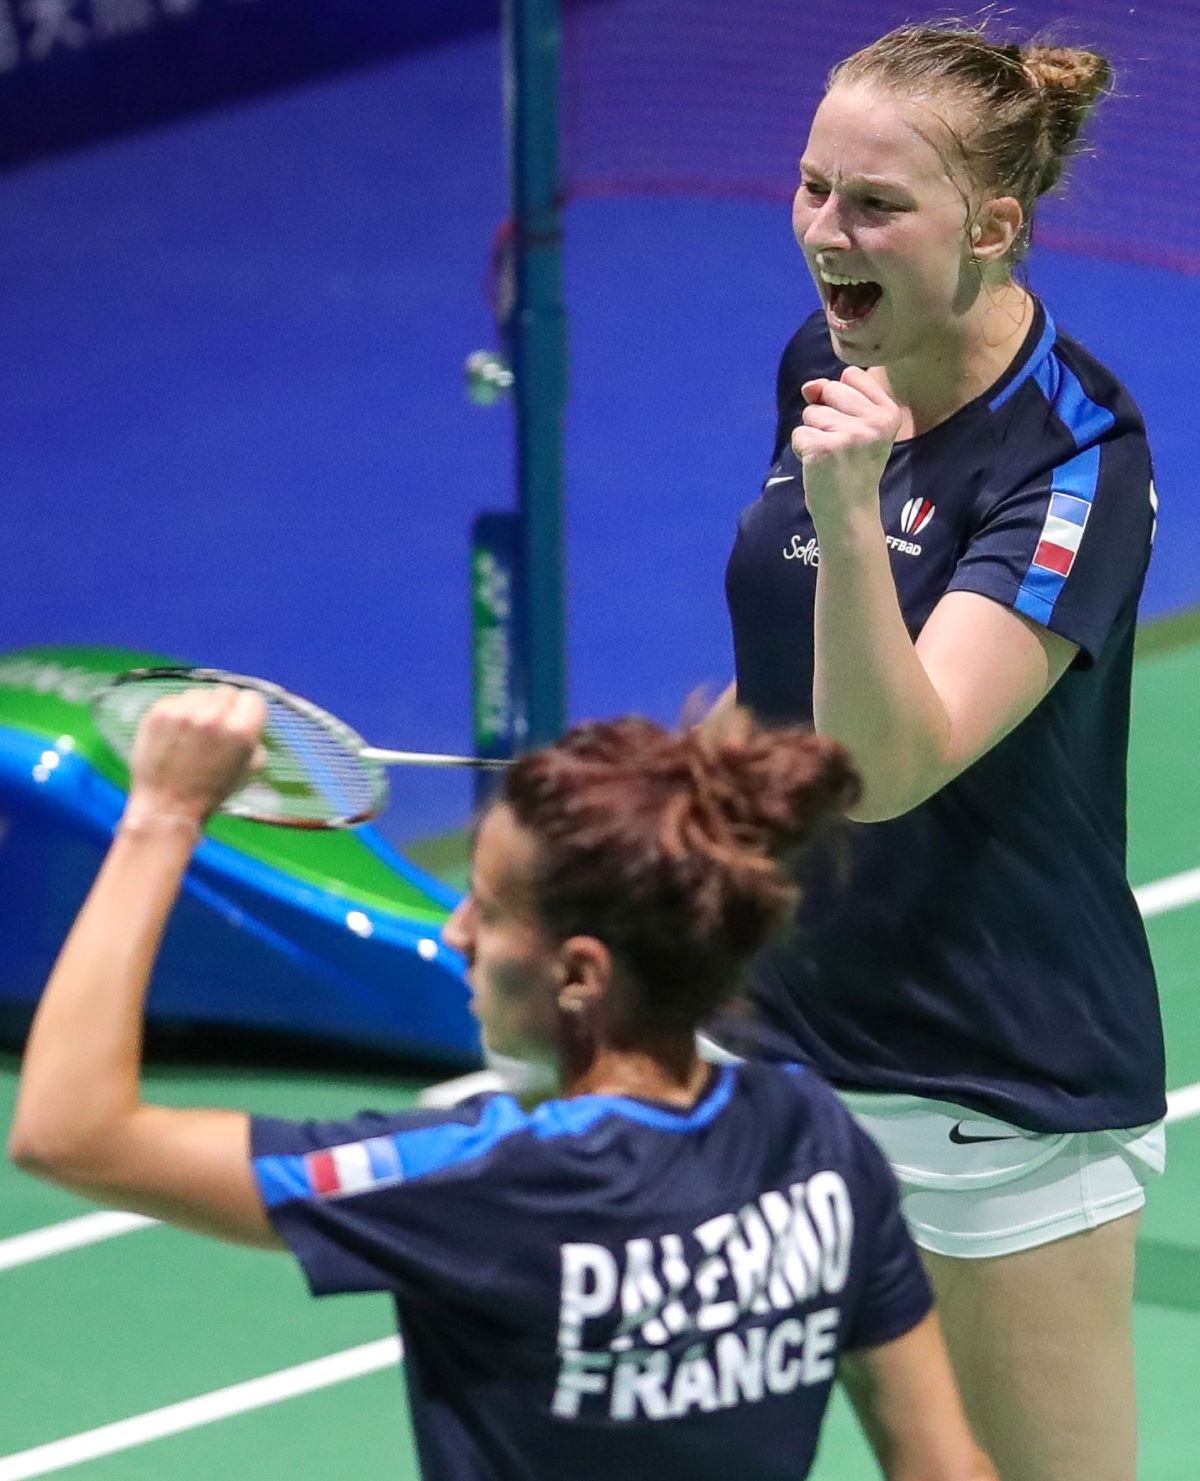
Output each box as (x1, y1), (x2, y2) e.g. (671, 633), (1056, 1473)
(692, 707), (861, 863)
(502, 713), (860, 1035)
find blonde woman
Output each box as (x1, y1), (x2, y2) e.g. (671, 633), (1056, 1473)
(713, 23), (1163, 1481)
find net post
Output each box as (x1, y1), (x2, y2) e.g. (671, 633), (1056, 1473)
(504, 0), (568, 746)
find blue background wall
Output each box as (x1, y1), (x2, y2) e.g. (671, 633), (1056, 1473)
(2, 17), (1194, 841)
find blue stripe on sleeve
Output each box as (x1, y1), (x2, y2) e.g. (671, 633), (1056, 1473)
(254, 1066), (738, 1209)
(1014, 566), (1067, 626)
(1041, 358), (1116, 449)
(384, 1094), (531, 1181)
(988, 312), (1117, 455)
(1051, 442), (1102, 501)
(1014, 443), (1102, 624)
(1032, 347), (1062, 407)
(989, 311), (1057, 411)
(1006, 335), (1113, 626)
(255, 1153), (317, 1209)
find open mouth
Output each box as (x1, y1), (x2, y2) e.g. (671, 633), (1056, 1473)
(819, 270), (883, 328)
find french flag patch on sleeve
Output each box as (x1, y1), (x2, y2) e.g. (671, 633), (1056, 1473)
(305, 1136), (404, 1198)
(1032, 491), (1090, 576)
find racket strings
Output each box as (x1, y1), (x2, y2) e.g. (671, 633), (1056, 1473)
(260, 702), (380, 821)
(92, 674), (386, 827)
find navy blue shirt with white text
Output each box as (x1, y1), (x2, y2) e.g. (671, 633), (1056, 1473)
(252, 1063), (930, 1481)
(723, 302), (1165, 1131)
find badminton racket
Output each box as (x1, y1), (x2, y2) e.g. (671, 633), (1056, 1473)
(91, 666), (509, 829)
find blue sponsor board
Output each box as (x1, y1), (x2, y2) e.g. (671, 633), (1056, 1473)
(0, 0), (498, 169)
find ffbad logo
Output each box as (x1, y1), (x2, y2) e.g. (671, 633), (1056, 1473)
(899, 497), (935, 536)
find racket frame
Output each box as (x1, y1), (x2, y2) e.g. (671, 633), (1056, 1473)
(93, 666), (389, 829)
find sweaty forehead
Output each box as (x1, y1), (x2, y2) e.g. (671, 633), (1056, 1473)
(803, 82), (958, 191)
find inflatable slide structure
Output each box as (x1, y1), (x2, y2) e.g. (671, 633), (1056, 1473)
(0, 646), (480, 1068)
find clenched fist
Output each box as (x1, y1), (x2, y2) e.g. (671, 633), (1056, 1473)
(792, 367), (903, 528)
(127, 686), (268, 825)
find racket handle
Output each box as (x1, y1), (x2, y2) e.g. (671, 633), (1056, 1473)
(360, 746), (511, 771)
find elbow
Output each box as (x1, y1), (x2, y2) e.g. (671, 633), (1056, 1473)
(8, 1102), (44, 1171)
(834, 716), (961, 824)
(846, 796), (907, 825)
(845, 756), (957, 823)
(836, 744), (933, 823)
(8, 1117), (104, 1187)
(7, 1126), (32, 1171)
(10, 1083), (144, 1192)
(9, 1120), (73, 1180)
(845, 783), (930, 825)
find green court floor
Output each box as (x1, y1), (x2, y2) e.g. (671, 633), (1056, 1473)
(1, 634), (1197, 1479)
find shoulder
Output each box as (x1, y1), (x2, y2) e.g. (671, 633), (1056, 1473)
(1046, 326), (1147, 447)
(993, 309), (1148, 459)
(732, 1061), (881, 1167)
(971, 307), (1153, 529)
(250, 1094), (546, 1207)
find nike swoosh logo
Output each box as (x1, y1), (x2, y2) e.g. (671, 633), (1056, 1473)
(764, 475), (794, 488)
(948, 1123), (1023, 1145)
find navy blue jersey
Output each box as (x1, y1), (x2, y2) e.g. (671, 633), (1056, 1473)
(723, 301), (1165, 1132)
(252, 1062), (931, 1480)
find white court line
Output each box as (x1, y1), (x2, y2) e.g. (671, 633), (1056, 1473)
(0, 1211), (155, 1274)
(1133, 865), (1200, 919)
(1166, 1082), (1200, 1124)
(0, 1337), (402, 1481)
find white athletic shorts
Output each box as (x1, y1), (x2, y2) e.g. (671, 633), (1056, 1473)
(695, 1033), (1166, 1260)
(836, 1091), (1165, 1259)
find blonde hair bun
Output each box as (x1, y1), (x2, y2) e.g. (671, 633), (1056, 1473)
(1022, 44), (1112, 107)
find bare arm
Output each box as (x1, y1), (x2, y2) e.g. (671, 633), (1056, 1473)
(695, 680), (739, 741)
(840, 1313), (997, 1481)
(797, 369), (1076, 821)
(8, 688), (282, 1249)
(815, 569), (1076, 820)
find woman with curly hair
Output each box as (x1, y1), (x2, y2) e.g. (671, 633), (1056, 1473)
(11, 685), (991, 1480)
